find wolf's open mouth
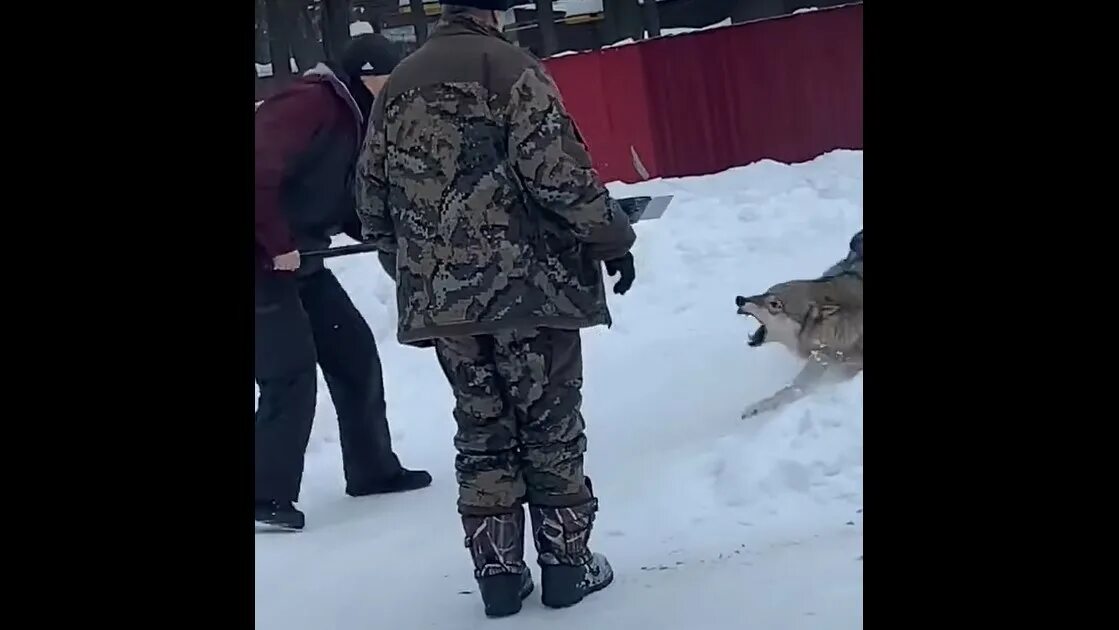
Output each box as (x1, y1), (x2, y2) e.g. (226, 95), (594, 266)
(742, 313), (767, 347)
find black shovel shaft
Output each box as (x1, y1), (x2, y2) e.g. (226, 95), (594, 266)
(301, 243), (381, 259)
(296, 195), (664, 263)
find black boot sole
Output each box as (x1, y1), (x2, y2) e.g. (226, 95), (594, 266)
(346, 472), (433, 497)
(480, 574), (535, 618)
(540, 565), (614, 609)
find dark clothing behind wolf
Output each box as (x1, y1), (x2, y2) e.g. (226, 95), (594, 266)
(822, 229), (863, 279)
(849, 230), (862, 259)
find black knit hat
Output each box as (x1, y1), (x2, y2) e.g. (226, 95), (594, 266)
(439, 0), (514, 10)
(339, 34), (401, 78)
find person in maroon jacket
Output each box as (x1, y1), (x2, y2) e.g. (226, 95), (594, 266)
(255, 34), (431, 531)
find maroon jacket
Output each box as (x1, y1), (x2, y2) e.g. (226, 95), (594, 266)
(255, 64), (365, 271)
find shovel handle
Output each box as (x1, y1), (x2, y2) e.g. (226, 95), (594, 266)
(300, 243), (382, 260)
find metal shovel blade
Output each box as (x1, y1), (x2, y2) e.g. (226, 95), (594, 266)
(616, 194), (674, 223)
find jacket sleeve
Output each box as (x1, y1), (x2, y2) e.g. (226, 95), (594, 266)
(506, 64), (636, 262)
(355, 92), (396, 257)
(340, 216), (364, 243)
(255, 85), (333, 258)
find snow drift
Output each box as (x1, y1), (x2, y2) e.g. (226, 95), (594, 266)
(255, 150), (864, 629)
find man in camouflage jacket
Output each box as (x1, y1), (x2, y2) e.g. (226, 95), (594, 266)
(355, 1), (634, 617)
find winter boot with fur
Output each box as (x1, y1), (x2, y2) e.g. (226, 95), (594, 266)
(462, 509), (535, 618)
(528, 481), (614, 609)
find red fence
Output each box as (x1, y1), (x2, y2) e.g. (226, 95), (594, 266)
(543, 3), (863, 183)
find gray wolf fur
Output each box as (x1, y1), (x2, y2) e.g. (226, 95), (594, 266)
(735, 230), (863, 419)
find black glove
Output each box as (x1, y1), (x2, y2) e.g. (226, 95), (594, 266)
(604, 253), (635, 295)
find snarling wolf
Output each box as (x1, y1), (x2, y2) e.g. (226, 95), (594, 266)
(735, 230), (863, 419)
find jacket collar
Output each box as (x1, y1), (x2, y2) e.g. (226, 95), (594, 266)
(430, 13), (506, 41)
(302, 62), (363, 125)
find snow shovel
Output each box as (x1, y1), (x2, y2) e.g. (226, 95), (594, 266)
(616, 195), (674, 222)
(300, 242), (382, 260)
(301, 196), (674, 260)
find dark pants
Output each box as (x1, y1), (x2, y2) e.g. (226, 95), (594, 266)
(434, 328), (592, 516)
(255, 269), (402, 503)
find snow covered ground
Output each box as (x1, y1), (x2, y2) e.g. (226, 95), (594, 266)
(255, 150), (864, 629)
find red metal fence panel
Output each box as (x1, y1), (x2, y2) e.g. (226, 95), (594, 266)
(543, 3), (863, 183)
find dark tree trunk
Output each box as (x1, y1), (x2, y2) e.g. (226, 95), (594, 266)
(409, 0), (428, 45)
(731, 0), (785, 23)
(535, 0), (558, 57)
(255, 0), (272, 64)
(264, 0), (294, 83)
(641, 0), (661, 37)
(321, 0), (353, 62)
(359, 0), (397, 31)
(603, 0), (644, 43)
(290, 2), (325, 71)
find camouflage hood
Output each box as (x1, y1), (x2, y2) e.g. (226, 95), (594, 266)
(355, 13), (635, 345)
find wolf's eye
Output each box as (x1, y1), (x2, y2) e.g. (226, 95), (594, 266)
(767, 298), (782, 312)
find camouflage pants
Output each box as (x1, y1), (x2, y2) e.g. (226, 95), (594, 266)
(434, 328), (592, 516)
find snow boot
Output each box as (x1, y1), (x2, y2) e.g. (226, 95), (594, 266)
(462, 509), (535, 618)
(346, 469), (432, 497)
(529, 481), (614, 609)
(255, 500), (305, 531)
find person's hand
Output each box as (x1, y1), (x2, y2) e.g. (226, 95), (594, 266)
(272, 250), (301, 272)
(604, 253), (635, 295)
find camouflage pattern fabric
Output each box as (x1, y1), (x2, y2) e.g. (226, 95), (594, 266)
(462, 509), (528, 578)
(529, 500), (597, 567)
(355, 14), (635, 346)
(435, 327), (592, 516)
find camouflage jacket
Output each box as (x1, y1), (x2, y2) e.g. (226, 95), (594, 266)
(355, 14), (636, 345)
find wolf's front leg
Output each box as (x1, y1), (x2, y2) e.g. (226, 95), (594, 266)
(740, 385), (807, 419)
(741, 351), (830, 419)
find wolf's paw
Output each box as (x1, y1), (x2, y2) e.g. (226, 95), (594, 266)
(741, 393), (787, 419)
(740, 403), (771, 419)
